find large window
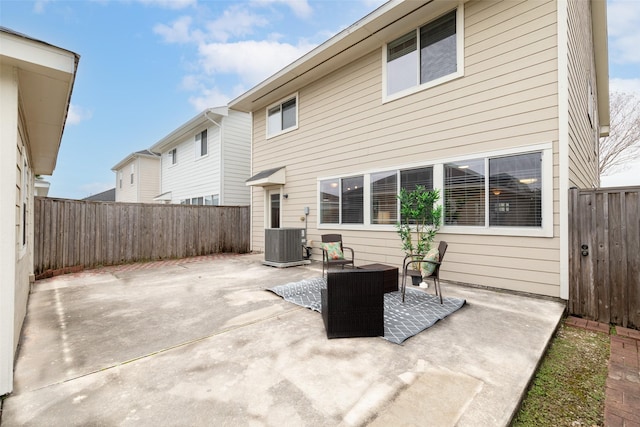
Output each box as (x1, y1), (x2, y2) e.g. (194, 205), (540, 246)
(267, 95), (297, 137)
(319, 147), (549, 235)
(444, 153), (542, 228)
(386, 8), (460, 98)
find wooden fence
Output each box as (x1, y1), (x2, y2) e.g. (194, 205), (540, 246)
(34, 197), (250, 275)
(568, 187), (640, 329)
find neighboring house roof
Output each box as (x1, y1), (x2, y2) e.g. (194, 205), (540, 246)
(111, 149), (160, 171)
(0, 26), (80, 175)
(83, 188), (116, 202)
(149, 107), (229, 152)
(229, 0), (609, 134)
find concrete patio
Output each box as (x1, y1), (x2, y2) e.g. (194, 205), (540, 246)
(1, 253), (565, 426)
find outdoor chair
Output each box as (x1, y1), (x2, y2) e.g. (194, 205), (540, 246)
(321, 234), (355, 278)
(401, 241), (448, 304)
(321, 269), (384, 339)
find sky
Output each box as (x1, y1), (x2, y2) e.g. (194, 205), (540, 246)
(1, 0), (639, 198)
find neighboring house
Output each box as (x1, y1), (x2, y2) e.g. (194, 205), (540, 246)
(230, 0), (609, 300)
(34, 177), (50, 197)
(0, 27), (79, 395)
(111, 149), (160, 203)
(83, 187), (116, 202)
(149, 107), (251, 206)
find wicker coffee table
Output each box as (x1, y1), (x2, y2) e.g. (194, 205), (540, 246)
(357, 263), (398, 293)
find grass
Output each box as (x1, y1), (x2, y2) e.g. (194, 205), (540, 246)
(512, 320), (610, 427)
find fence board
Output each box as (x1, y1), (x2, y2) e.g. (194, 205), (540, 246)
(569, 187), (640, 329)
(34, 197), (250, 275)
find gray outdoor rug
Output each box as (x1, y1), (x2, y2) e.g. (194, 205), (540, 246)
(267, 277), (466, 344)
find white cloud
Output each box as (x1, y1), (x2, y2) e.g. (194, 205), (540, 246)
(154, 16), (197, 44)
(136, 0), (196, 10)
(33, 0), (52, 14)
(205, 6), (269, 42)
(608, 0), (640, 64)
(188, 86), (234, 111)
(197, 39), (316, 86)
(251, 0), (312, 19)
(66, 104), (93, 125)
(610, 78), (640, 97)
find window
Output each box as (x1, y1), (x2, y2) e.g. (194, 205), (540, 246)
(192, 197), (204, 205)
(386, 8), (460, 98)
(267, 95), (297, 137)
(130, 164), (135, 185)
(444, 153), (542, 228)
(319, 146), (549, 235)
(444, 159), (485, 226)
(170, 148), (177, 165)
(489, 153), (542, 227)
(196, 129), (208, 157)
(119, 171), (122, 189)
(342, 176), (364, 224)
(371, 171), (397, 224)
(320, 179), (339, 224)
(319, 177), (364, 225)
(204, 195), (219, 205)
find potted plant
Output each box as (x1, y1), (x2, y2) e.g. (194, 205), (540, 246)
(395, 185), (443, 285)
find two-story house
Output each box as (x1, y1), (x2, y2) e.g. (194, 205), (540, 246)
(0, 27), (79, 395)
(230, 0), (609, 300)
(111, 149), (160, 203)
(150, 107), (251, 206)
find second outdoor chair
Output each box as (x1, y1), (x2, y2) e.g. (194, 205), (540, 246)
(321, 234), (355, 278)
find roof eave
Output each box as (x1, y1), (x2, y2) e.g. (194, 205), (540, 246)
(229, 0), (447, 113)
(591, 0), (610, 137)
(149, 107), (228, 152)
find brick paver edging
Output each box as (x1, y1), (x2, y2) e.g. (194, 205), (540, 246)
(565, 316), (640, 427)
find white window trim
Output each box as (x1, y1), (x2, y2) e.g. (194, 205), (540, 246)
(317, 143), (553, 237)
(382, 5), (465, 104)
(266, 93), (299, 139)
(195, 129), (209, 160)
(168, 148), (178, 167)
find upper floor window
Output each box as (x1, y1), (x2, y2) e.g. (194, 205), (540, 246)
(385, 8), (462, 99)
(130, 163), (135, 184)
(267, 95), (297, 137)
(119, 171), (123, 189)
(170, 148), (177, 165)
(196, 129), (208, 157)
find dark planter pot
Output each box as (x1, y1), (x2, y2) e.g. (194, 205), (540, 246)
(411, 273), (422, 286)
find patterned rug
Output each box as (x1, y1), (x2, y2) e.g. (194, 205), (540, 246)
(267, 277), (466, 344)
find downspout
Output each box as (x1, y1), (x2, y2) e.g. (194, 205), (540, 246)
(557, 0), (570, 300)
(204, 110), (223, 204)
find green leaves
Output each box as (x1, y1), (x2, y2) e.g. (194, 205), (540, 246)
(395, 185), (442, 257)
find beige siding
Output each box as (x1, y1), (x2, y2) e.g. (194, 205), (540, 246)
(566, 0), (599, 188)
(250, 0), (564, 297)
(115, 159), (137, 203)
(138, 156), (160, 203)
(221, 110), (251, 205)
